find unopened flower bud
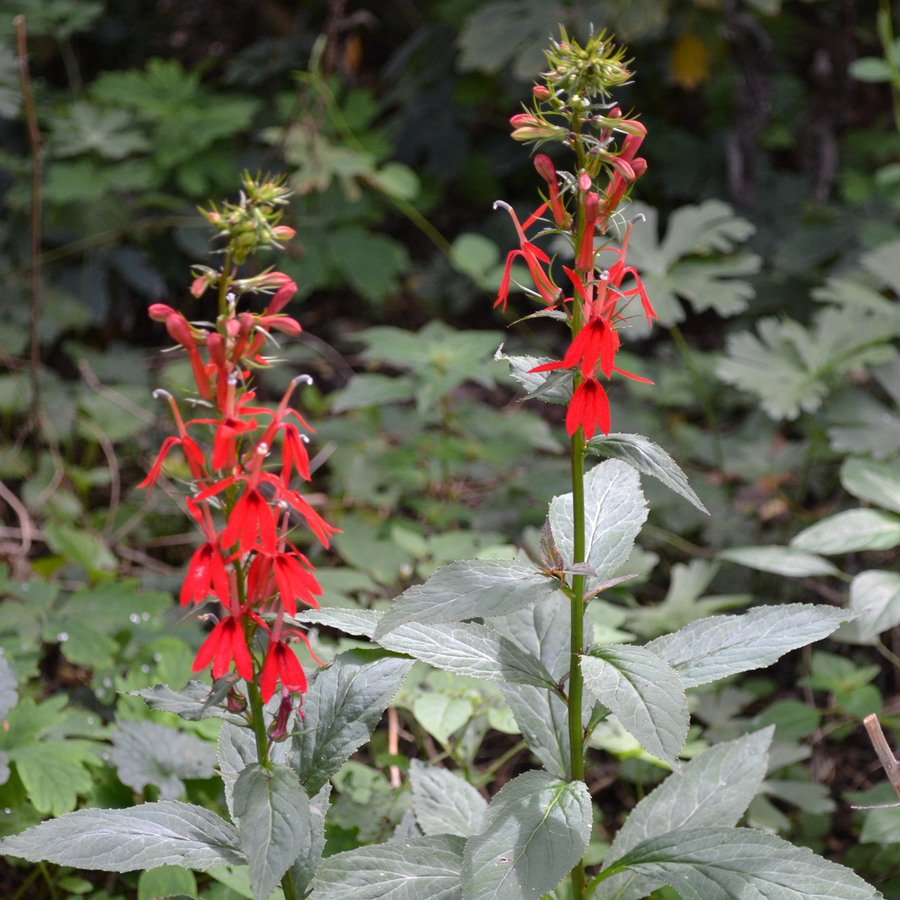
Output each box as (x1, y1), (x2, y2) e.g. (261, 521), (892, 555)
(631, 158), (648, 179)
(148, 303), (177, 322)
(509, 113), (567, 142)
(533, 85), (551, 100)
(271, 226), (296, 241)
(578, 172), (591, 191)
(534, 154), (556, 184)
(206, 332), (228, 369)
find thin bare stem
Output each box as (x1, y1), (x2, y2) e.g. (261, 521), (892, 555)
(15, 16), (43, 445)
(864, 713), (900, 801)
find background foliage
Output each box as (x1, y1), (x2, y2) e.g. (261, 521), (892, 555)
(4, 0), (900, 897)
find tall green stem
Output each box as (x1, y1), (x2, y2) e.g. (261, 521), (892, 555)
(568, 429), (587, 900)
(247, 679), (269, 765)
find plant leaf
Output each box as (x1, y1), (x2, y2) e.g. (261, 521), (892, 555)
(581, 646), (688, 770)
(0, 801), (244, 871)
(0, 653), (18, 720)
(717, 545), (840, 577)
(291, 784), (332, 898)
(790, 509), (900, 554)
(550, 460), (648, 589)
(841, 457), (900, 514)
(835, 570), (900, 645)
(461, 770), (591, 900)
(603, 826), (879, 900)
(291, 649), (413, 796)
(9, 740), (100, 816)
(647, 604), (853, 687)
(131, 681), (248, 726)
(410, 759), (487, 838)
(234, 763), (311, 900)
(587, 433), (707, 513)
(310, 834), (465, 900)
(110, 719), (217, 801)
(373, 560), (561, 639)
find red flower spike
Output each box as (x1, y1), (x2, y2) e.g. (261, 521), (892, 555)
(260, 640), (307, 703)
(566, 377), (610, 439)
(192, 614), (253, 681)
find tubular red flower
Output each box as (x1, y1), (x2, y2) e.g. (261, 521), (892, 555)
(566, 377), (610, 439)
(138, 435), (206, 495)
(576, 193), (601, 271)
(260, 639), (307, 703)
(494, 201), (560, 311)
(221, 487), (279, 556)
(192, 614), (253, 681)
(534, 154), (570, 228)
(181, 542), (230, 607)
(272, 548), (322, 616)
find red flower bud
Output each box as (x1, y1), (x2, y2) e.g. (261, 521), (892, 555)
(533, 85), (551, 100)
(206, 332), (228, 370)
(265, 281), (298, 316)
(631, 158), (648, 179)
(578, 172), (591, 191)
(271, 226), (296, 241)
(148, 303), (177, 322)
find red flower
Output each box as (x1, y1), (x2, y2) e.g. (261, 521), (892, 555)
(192, 614), (253, 681)
(534, 155), (570, 228)
(182, 542), (230, 607)
(272, 548), (322, 616)
(260, 639), (307, 703)
(494, 201), (560, 312)
(138, 434), (206, 495)
(566, 377), (610, 439)
(221, 487), (279, 555)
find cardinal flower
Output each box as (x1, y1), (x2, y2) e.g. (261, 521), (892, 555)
(566, 377), (610, 439)
(192, 613), (253, 681)
(180, 498), (230, 607)
(493, 201), (560, 312)
(259, 639), (308, 703)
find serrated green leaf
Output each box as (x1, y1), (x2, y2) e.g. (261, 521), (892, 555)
(217, 722), (257, 822)
(0, 801), (244, 870)
(132, 681), (249, 726)
(717, 545), (840, 577)
(668, 254), (761, 317)
(581, 646), (688, 769)
(597, 729), (774, 900)
(498, 683), (570, 776)
(660, 200), (757, 261)
(647, 604), (852, 688)
(373, 560), (561, 639)
(602, 826), (878, 900)
(377, 619), (555, 689)
(550, 460), (648, 590)
(860, 804), (900, 843)
(291, 783), (331, 899)
(762, 779), (835, 814)
(791, 509), (900, 554)
(461, 770), (591, 900)
(494, 347), (571, 405)
(292, 650), (413, 796)
(110, 719), (217, 800)
(310, 834), (465, 900)
(410, 759), (487, 838)
(10, 740), (100, 815)
(835, 570), (900, 645)
(841, 457), (900, 514)
(234, 763), (311, 900)
(586, 433), (707, 513)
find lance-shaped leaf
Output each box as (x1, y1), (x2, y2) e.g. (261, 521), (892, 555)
(835, 570), (900, 645)
(581, 645), (688, 770)
(550, 460), (647, 588)
(791, 509), (900, 554)
(0, 801), (244, 871)
(647, 604), (854, 688)
(373, 560), (561, 639)
(717, 545), (840, 578)
(601, 826), (879, 900)
(291, 784), (331, 899)
(596, 729), (774, 900)
(461, 770), (591, 900)
(587, 433), (707, 514)
(299, 609), (554, 688)
(498, 683), (571, 777)
(234, 763), (311, 900)
(410, 759), (487, 838)
(131, 680), (247, 726)
(310, 834), (465, 900)
(292, 649), (413, 796)
(841, 456), (900, 514)
(495, 346), (572, 406)
(218, 722), (260, 822)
